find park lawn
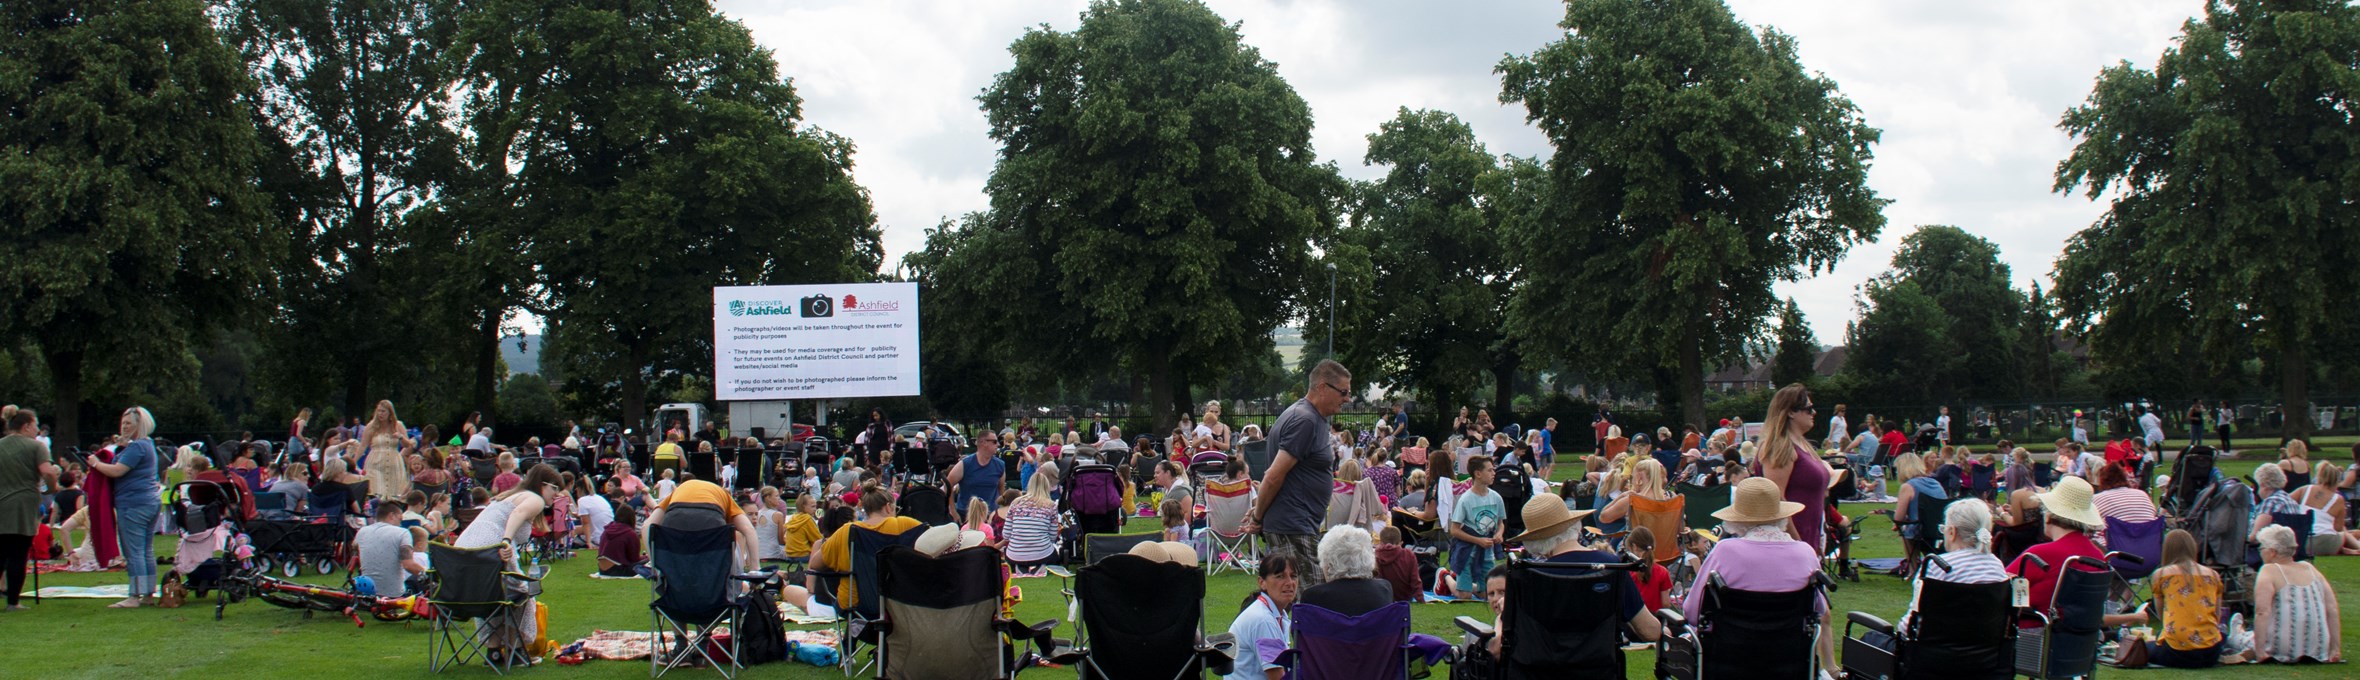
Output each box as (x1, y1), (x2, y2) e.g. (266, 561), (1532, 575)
(10, 458), (2356, 679)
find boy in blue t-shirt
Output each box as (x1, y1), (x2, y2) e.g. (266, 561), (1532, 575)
(1448, 455), (1505, 596)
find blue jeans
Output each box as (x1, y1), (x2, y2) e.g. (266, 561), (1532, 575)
(1450, 540), (1497, 595)
(117, 503), (160, 597)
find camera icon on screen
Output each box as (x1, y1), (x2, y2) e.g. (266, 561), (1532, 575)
(799, 294), (834, 318)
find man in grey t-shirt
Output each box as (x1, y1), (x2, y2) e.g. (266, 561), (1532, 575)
(1246, 359), (1351, 588)
(354, 500), (423, 596)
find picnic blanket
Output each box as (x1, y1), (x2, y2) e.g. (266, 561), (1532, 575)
(567, 628), (839, 663)
(34, 585), (129, 599)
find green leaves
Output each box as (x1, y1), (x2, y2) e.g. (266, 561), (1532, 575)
(943, 0), (1338, 423)
(1500, 0), (1884, 425)
(2052, 0), (2360, 434)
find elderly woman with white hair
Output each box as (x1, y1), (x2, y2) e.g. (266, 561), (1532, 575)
(1298, 524), (1392, 617)
(82, 406), (164, 608)
(2250, 524), (2341, 663)
(1923, 500), (2008, 584)
(2246, 462), (2334, 555)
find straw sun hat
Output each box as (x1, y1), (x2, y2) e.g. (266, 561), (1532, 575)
(2037, 476), (2104, 527)
(1511, 492), (1597, 543)
(1712, 477), (1805, 524)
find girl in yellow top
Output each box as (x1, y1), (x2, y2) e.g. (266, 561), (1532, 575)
(2145, 529), (2228, 668)
(781, 494), (823, 564)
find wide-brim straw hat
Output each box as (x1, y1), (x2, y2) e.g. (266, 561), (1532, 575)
(2038, 476), (2103, 527)
(1512, 493), (1596, 543)
(1713, 477), (1805, 524)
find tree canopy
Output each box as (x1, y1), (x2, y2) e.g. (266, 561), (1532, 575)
(945, 0), (1341, 427)
(1309, 108), (1533, 413)
(1, 0), (283, 445)
(2052, 0), (2360, 440)
(1771, 300), (1817, 389)
(1498, 0), (1886, 429)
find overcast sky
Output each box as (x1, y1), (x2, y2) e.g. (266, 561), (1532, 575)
(715, 0), (2196, 341)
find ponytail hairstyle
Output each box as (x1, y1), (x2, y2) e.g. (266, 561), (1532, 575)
(1240, 554), (1298, 609)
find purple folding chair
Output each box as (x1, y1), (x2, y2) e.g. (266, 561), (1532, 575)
(2102, 516), (2164, 580)
(1271, 602), (1452, 680)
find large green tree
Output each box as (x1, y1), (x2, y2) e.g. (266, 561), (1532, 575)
(221, 0), (468, 423)
(1310, 109), (1531, 413)
(1770, 299), (1817, 388)
(965, 0), (1340, 428)
(1845, 280), (1957, 408)
(1882, 225), (2027, 399)
(2052, 0), (2360, 440)
(0, 0), (282, 445)
(1498, 0), (1886, 429)
(482, 0), (881, 431)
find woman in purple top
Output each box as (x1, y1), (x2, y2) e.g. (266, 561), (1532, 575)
(1753, 384), (1831, 551)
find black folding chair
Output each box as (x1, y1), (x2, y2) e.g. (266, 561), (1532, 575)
(876, 546), (1069, 679)
(1068, 553), (1232, 680)
(1656, 572), (1830, 680)
(1842, 555), (2020, 680)
(1455, 557), (1645, 680)
(424, 543), (541, 674)
(807, 525), (921, 676)
(648, 503), (744, 678)
(2015, 554), (2128, 680)
(897, 484), (952, 527)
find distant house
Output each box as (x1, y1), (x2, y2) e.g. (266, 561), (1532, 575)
(1705, 346), (1849, 392)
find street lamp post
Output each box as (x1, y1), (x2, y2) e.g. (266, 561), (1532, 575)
(1326, 263), (1336, 359)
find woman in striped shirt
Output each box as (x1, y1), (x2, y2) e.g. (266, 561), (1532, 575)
(1002, 466), (1063, 571)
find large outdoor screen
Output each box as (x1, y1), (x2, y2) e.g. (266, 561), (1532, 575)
(712, 282), (920, 400)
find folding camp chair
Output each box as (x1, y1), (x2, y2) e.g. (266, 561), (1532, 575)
(648, 503), (745, 678)
(1842, 555), (2020, 680)
(2015, 553), (2129, 680)
(1676, 483), (1732, 535)
(897, 484), (952, 527)
(875, 546), (1070, 680)
(1275, 601), (1451, 680)
(1068, 553), (1234, 680)
(1655, 572), (1831, 680)
(424, 542), (542, 674)
(1203, 477), (1259, 576)
(806, 525), (921, 676)
(1454, 557), (1647, 680)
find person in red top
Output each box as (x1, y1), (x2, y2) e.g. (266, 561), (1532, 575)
(1626, 526), (1674, 611)
(1373, 526), (1423, 602)
(1879, 426), (1909, 457)
(2008, 476), (2107, 627)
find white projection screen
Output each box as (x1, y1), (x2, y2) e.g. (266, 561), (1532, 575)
(712, 282), (921, 400)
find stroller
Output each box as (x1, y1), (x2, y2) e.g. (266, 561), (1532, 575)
(170, 480), (247, 601)
(1060, 463), (1127, 537)
(247, 515), (352, 578)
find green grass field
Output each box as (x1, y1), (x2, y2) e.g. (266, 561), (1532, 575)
(12, 458), (2356, 679)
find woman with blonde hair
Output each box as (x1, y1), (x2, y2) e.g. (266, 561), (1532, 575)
(1195, 400), (1231, 452)
(2290, 460), (2355, 555)
(82, 407), (163, 607)
(2279, 440), (2314, 490)
(1327, 458), (1384, 532)
(1754, 384), (1831, 551)
(1001, 467), (1063, 572)
(359, 400), (413, 501)
(1889, 452), (1947, 572)
(1600, 458), (1671, 525)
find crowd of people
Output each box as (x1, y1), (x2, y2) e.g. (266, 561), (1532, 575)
(0, 378), (2352, 674)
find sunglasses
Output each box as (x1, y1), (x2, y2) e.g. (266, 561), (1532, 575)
(1320, 383), (1351, 399)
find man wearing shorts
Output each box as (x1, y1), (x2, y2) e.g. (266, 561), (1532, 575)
(1246, 360), (1351, 588)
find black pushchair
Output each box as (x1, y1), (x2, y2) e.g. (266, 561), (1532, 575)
(170, 480), (246, 599)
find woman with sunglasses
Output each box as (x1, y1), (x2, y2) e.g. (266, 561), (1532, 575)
(1753, 384), (1832, 553)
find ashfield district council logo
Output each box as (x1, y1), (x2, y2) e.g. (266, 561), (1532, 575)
(732, 299), (794, 316)
(729, 300), (746, 316)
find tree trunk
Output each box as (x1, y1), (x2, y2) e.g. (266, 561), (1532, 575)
(2280, 341), (2311, 442)
(343, 358), (371, 427)
(43, 347), (83, 448)
(1677, 328), (1707, 437)
(1147, 352), (1176, 433)
(1492, 353), (1518, 415)
(472, 306), (503, 425)
(621, 342), (650, 436)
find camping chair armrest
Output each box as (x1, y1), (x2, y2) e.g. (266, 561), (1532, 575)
(997, 617), (1062, 646)
(1655, 608), (1688, 636)
(1846, 611), (1894, 637)
(1454, 615), (1495, 640)
(1198, 632), (1239, 676)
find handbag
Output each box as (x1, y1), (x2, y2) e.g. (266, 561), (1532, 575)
(159, 573), (188, 609)
(2111, 637), (2149, 668)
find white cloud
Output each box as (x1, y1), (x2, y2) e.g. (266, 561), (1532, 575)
(721, 0), (2199, 339)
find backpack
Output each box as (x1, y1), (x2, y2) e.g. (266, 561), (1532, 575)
(735, 586), (788, 665)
